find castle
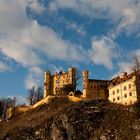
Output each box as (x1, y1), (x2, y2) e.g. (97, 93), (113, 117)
(108, 71), (140, 105)
(82, 70), (109, 99)
(44, 67), (76, 98)
(44, 67), (140, 105)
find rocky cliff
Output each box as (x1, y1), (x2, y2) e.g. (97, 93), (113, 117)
(0, 97), (140, 140)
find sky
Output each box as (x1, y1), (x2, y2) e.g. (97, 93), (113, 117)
(0, 0), (140, 102)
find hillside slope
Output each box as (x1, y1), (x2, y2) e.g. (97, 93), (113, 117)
(0, 97), (140, 140)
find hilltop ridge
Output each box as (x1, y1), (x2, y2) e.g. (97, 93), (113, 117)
(0, 97), (140, 140)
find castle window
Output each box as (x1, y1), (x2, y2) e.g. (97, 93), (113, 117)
(117, 97), (120, 100)
(113, 98), (115, 102)
(125, 102), (127, 105)
(117, 89), (119, 93)
(130, 101), (132, 104)
(112, 91), (115, 95)
(129, 84), (131, 89)
(91, 86), (93, 88)
(124, 86), (127, 90)
(94, 86), (96, 89)
(129, 92), (132, 96)
(124, 94), (127, 98)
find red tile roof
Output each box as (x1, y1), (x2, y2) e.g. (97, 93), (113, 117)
(108, 70), (140, 87)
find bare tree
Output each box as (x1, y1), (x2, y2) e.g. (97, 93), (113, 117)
(133, 55), (140, 71)
(28, 86), (35, 105)
(28, 86), (43, 105)
(0, 97), (16, 118)
(36, 86), (43, 102)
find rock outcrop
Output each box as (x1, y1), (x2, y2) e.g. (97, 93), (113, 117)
(1, 98), (140, 140)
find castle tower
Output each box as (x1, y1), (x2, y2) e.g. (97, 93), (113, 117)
(68, 67), (76, 91)
(82, 70), (89, 89)
(44, 70), (53, 98)
(82, 70), (89, 98)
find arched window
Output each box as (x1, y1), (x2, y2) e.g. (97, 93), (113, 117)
(112, 91), (115, 95)
(124, 94), (127, 98)
(129, 84), (131, 89)
(117, 96), (120, 100)
(124, 86), (127, 90)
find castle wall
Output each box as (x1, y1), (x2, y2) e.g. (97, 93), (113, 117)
(82, 70), (108, 99)
(108, 76), (137, 105)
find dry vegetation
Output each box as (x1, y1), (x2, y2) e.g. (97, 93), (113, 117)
(0, 96), (73, 139)
(0, 98), (140, 140)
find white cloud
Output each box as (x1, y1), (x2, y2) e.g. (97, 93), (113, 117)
(118, 62), (132, 73)
(49, 0), (140, 37)
(132, 49), (140, 59)
(25, 72), (38, 89)
(0, 40), (42, 67)
(28, 0), (45, 13)
(111, 61), (132, 79)
(0, 0), (28, 34)
(0, 61), (10, 72)
(89, 36), (119, 69)
(49, 0), (129, 18)
(0, 0), (88, 89)
(51, 65), (64, 73)
(25, 66), (43, 89)
(0, 19), (86, 65)
(111, 49), (140, 78)
(65, 21), (86, 36)
(16, 95), (28, 105)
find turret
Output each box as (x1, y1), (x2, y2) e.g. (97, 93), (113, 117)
(68, 67), (76, 87)
(44, 70), (52, 98)
(82, 70), (89, 89)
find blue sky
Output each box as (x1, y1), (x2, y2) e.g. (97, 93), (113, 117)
(0, 0), (140, 101)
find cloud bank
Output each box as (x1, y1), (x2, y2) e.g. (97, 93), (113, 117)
(0, 0), (139, 90)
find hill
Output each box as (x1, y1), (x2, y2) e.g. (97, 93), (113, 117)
(0, 97), (140, 140)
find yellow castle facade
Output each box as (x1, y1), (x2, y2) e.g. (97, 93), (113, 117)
(44, 67), (76, 98)
(108, 71), (140, 105)
(82, 70), (109, 99)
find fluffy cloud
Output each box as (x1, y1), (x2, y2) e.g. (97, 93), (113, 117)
(0, 0), (87, 89)
(89, 36), (119, 69)
(0, 19), (87, 88)
(132, 49), (140, 59)
(25, 66), (43, 89)
(0, 61), (10, 72)
(0, 20), (86, 65)
(0, 0), (28, 33)
(27, 0), (45, 13)
(49, 0), (128, 17)
(111, 49), (140, 78)
(49, 0), (140, 37)
(16, 95), (28, 105)
(65, 21), (86, 36)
